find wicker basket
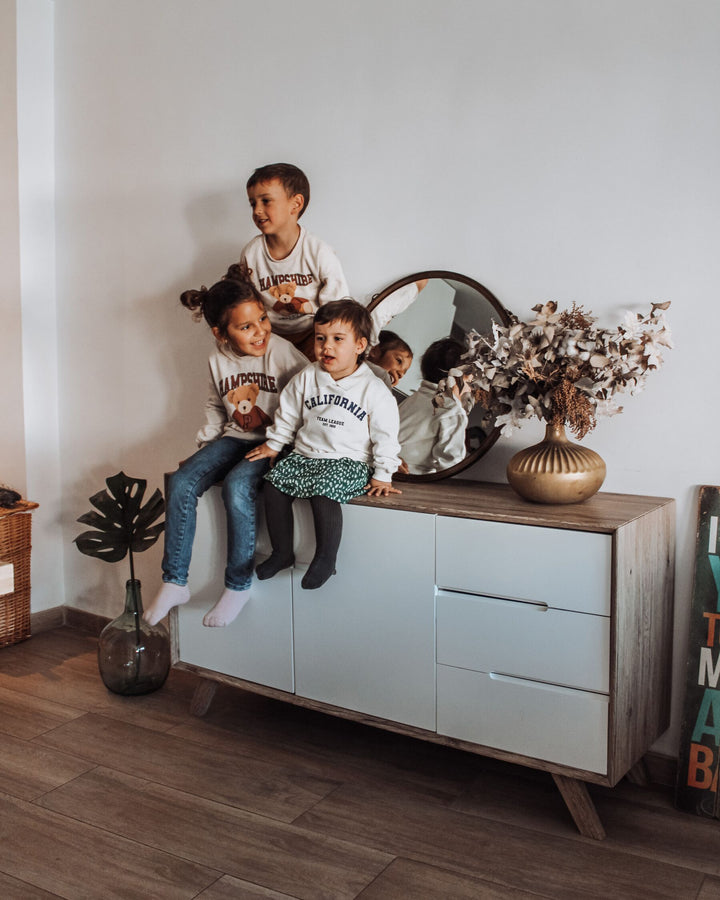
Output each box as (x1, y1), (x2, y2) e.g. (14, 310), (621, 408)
(0, 501), (38, 648)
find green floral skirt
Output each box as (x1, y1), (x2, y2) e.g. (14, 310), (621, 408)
(265, 452), (372, 503)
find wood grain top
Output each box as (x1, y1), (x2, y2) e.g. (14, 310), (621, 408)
(350, 480), (674, 533)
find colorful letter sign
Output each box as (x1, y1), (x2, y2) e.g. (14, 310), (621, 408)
(676, 485), (720, 816)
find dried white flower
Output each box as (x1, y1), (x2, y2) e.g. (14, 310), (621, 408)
(436, 301), (672, 439)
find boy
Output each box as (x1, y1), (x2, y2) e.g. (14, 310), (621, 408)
(240, 163), (349, 357)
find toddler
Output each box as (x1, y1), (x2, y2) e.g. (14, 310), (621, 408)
(143, 270), (307, 628)
(240, 163), (349, 357)
(398, 337), (468, 475)
(246, 298), (401, 590)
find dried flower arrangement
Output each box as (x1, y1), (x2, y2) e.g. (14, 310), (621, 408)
(436, 301), (672, 439)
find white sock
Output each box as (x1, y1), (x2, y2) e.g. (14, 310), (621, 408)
(202, 588), (251, 627)
(143, 583), (190, 626)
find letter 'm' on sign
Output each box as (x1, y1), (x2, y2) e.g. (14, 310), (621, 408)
(699, 648), (720, 689)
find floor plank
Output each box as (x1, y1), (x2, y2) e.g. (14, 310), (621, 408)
(0, 731), (95, 801)
(294, 782), (705, 899)
(37, 766), (391, 900)
(195, 875), (299, 899)
(700, 878), (720, 899)
(357, 857), (548, 899)
(450, 762), (720, 875)
(0, 683), (86, 740)
(0, 870), (63, 900)
(168, 710), (473, 803)
(0, 792), (219, 899)
(32, 712), (342, 822)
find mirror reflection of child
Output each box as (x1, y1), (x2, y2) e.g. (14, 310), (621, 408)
(246, 298), (402, 590)
(367, 330), (413, 387)
(398, 337), (468, 475)
(143, 271), (308, 629)
(239, 163), (349, 359)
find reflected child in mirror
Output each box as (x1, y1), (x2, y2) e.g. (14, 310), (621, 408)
(398, 337), (468, 476)
(143, 269), (308, 629)
(367, 330), (413, 389)
(246, 298), (402, 590)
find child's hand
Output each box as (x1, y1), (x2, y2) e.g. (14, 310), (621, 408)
(397, 459), (409, 475)
(365, 478), (402, 497)
(245, 442), (279, 462)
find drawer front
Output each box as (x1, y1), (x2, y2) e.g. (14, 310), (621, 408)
(436, 516), (611, 615)
(436, 590), (609, 692)
(437, 664), (608, 774)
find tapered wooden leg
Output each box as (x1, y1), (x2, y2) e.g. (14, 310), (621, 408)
(190, 678), (218, 716)
(552, 774), (606, 840)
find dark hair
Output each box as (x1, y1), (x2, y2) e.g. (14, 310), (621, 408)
(180, 262), (264, 337)
(373, 329), (413, 358)
(420, 337), (465, 383)
(314, 298), (372, 358)
(246, 163), (310, 218)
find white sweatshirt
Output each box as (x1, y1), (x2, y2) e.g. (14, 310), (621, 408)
(240, 227), (349, 335)
(196, 333), (309, 446)
(369, 282), (420, 347)
(265, 362), (401, 483)
(398, 380), (468, 475)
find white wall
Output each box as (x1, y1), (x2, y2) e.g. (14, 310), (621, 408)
(1, 0), (26, 494)
(29, 0), (718, 756)
(17, 0), (64, 612)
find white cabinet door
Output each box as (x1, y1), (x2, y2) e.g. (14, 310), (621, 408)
(176, 487), (294, 692)
(292, 503), (436, 730)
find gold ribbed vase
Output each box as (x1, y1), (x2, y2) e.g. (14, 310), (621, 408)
(506, 423), (606, 504)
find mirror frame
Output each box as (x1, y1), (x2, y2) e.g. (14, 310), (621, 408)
(368, 269), (513, 483)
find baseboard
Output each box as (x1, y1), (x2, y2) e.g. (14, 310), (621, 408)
(62, 605), (110, 636)
(30, 606), (65, 633)
(643, 751), (677, 788)
(31, 605), (110, 637)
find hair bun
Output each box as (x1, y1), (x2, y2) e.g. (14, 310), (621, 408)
(223, 261), (253, 284)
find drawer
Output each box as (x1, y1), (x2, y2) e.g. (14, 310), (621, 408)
(437, 664), (608, 774)
(436, 590), (609, 692)
(436, 516), (612, 616)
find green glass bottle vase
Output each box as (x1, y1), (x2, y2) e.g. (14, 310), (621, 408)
(97, 578), (171, 695)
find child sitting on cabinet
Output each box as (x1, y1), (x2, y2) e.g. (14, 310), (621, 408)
(245, 298), (402, 590)
(237, 163), (350, 359)
(398, 337), (468, 475)
(143, 269), (308, 629)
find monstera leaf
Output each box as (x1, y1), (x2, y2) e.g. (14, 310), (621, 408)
(75, 472), (165, 579)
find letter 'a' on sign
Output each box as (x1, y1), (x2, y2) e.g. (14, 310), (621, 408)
(676, 485), (720, 817)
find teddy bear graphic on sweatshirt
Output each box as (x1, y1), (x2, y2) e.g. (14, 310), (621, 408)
(267, 281), (314, 317)
(227, 383), (272, 432)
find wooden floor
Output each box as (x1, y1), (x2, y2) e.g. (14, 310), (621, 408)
(0, 627), (719, 900)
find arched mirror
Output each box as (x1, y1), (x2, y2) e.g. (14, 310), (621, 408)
(367, 270), (512, 482)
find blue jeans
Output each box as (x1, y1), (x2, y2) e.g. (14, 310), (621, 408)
(162, 436), (269, 591)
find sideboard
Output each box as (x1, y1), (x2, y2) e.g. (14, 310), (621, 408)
(170, 480), (675, 839)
